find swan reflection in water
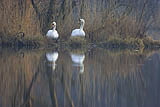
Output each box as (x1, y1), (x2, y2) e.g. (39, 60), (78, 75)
(46, 52), (59, 71)
(70, 53), (85, 74)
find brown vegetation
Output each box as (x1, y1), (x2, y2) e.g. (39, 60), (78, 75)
(0, 0), (160, 49)
(0, 0), (159, 38)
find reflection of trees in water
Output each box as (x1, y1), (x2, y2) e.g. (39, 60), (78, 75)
(21, 52), (75, 107)
(46, 65), (74, 107)
(45, 49), (147, 107)
(0, 50), (160, 106)
(140, 53), (160, 107)
(21, 53), (50, 106)
(0, 51), (44, 106)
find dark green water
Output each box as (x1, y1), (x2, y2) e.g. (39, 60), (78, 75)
(0, 48), (160, 107)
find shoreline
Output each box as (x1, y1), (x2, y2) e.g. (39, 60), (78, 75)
(0, 35), (160, 50)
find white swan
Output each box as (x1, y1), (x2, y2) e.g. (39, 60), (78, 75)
(71, 19), (85, 37)
(46, 52), (59, 70)
(46, 22), (59, 39)
(71, 53), (85, 73)
(46, 52), (59, 62)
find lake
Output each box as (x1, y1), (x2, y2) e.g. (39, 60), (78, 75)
(0, 48), (160, 107)
(1, 0), (160, 106)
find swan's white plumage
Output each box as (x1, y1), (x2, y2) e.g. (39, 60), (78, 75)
(46, 52), (59, 70)
(71, 53), (85, 73)
(71, 19), (85, 37)
(46, 52), (59, 62)
(71, 54), (85, 64)
(46, 30), (59, 38)
(71, 29), (85, 37)
(46, 22), (59, 39)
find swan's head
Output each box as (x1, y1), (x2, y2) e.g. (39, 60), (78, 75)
(80, 19), (85, 24)
(52, 22), (56, 27)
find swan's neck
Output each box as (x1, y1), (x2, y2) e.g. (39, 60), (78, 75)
(52, 62), (56, 70)
(80, 64), (84, 73)
(80, 22), (84, 30)
(53, 26), (56, 30)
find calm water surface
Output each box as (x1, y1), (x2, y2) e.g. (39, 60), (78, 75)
(0, 48), (160, 107)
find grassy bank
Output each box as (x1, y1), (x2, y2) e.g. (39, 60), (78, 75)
(98, 37), (160, 49)
(0, 35), (58, 49)
(68, 36), (160, 50)
(1, 34), (160, 50)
